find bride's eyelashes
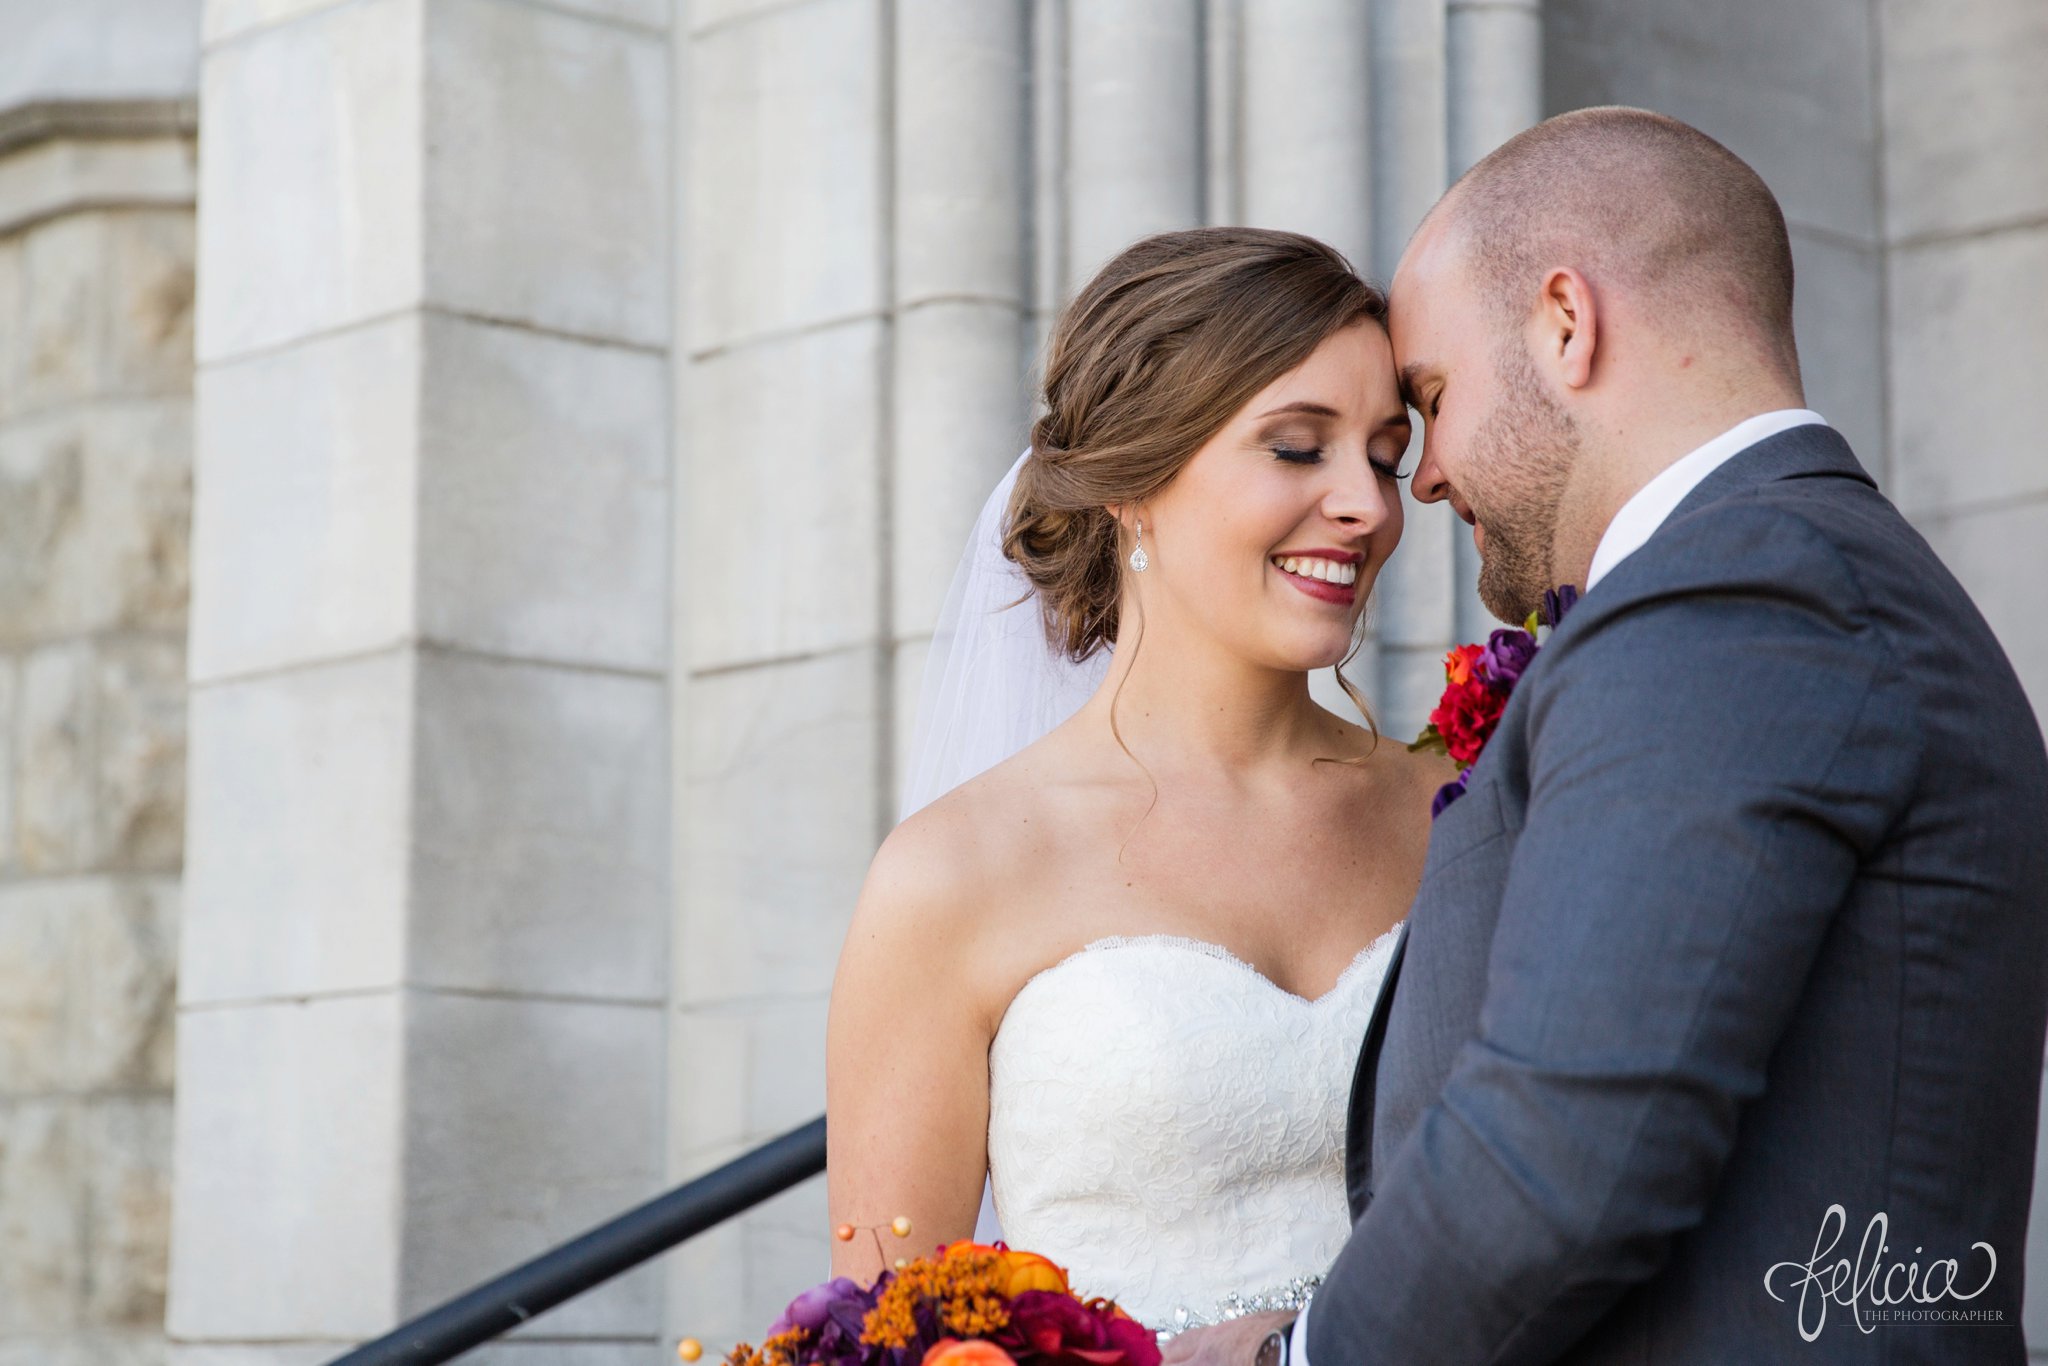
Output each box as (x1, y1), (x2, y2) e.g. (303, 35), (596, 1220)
(1271, 443), (1410, 481)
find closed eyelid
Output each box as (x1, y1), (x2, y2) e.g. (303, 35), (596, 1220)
(1397, 362), (1435, 411)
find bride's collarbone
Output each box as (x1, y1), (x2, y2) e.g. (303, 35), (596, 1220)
(955, 754), (1420, 1017)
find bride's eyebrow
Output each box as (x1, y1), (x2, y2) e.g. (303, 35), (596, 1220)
(1257, 400), (1341, 420)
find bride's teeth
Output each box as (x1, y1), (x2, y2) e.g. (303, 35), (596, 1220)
(1275, 555), (1358, 585)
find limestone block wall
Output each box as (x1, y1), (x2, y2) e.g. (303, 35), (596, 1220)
(168, 1), (674, 1361)
(0, 62), (197, 1366)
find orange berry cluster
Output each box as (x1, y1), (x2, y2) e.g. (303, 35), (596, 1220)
(861, 1246), (1013, 1350)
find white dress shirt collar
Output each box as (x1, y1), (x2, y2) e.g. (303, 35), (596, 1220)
(1583, 409), (1828, 593)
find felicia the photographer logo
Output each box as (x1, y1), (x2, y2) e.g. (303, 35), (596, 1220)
(1764, 1205), (2000, 1341)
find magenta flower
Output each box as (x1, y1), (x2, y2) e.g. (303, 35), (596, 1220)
(998, 1291), (1162, 1365)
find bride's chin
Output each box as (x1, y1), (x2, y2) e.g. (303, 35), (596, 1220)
(1270, 637), (1356, 674)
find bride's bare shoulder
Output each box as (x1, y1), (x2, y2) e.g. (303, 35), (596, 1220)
(841, 759), (1058, 1004)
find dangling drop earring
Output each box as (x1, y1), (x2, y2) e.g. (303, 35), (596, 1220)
(1128, 520), (1149, 573)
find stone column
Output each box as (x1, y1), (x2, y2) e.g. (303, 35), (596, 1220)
(1367, 0), (1455, 737)
(888, 0), (1033, 811)
(1026, 0), (1066, 365)
(1881, 0), (2048, 712)
(1443, 0), (1540, 646)
(1063, 0), (1205, 289)
(169, 2), (672, 1360)
(668, 0), (891, 1347)
(1239, 0), (1373, 265)
(0, 16), (199, 1356)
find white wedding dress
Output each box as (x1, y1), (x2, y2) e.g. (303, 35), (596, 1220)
(985, 926), (1403, 1333)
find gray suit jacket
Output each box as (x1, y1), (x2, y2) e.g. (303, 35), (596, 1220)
(1313, 426), (2048, 1363)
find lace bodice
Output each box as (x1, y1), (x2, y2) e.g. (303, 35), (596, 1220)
(985, 928), (1402, 1332)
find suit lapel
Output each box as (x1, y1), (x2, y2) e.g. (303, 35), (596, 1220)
(1344, 919), (1407, 1220)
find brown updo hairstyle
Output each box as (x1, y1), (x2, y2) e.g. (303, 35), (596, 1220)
(1005, 227), (1389, 666)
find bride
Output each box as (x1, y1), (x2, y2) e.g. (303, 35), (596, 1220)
(825, 227), (1446, 1334)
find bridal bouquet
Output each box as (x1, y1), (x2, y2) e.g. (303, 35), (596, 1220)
(1412, 585), (1578, 817)
(717, 1237), (1160, 1366)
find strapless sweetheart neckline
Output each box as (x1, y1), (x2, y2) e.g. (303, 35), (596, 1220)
(985, 922), (1404, 1330)
(1004, 924), (1403, 1023)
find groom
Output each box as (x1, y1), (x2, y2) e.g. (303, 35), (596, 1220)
(1169, 107), (2048, 1363)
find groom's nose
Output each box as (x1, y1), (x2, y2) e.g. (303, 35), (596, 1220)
(1410, 444), (1452, 506)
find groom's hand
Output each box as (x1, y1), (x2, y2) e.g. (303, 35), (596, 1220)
(1158, 1310), (1294, 1366)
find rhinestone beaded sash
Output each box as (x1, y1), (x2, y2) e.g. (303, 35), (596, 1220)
(1153, 1274), (1323, 1341)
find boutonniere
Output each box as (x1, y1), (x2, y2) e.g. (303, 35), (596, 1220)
(1410, 585), (1579, 817)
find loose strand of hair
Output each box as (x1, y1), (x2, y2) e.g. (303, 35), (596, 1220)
(1311, 620), (1382, 771)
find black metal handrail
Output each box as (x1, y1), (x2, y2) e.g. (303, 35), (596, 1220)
(326, 1114), (827, 1366)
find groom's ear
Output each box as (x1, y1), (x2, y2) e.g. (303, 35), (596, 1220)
(1538, 267), (1598, 392)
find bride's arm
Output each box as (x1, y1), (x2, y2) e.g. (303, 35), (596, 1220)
(826, 815), (996, 1282)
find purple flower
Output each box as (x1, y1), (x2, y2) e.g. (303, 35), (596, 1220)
(769, 1276), (868, 1338)
(1431, 770), (1471, 818)
(1541, 584), (1579, 629)
(1479, 628), (1538, 690)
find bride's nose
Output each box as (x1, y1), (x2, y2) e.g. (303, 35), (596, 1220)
(1321, 460), (1394, 533)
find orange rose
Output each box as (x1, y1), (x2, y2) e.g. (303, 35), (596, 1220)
(996, 1249), (1069, 1297)
(922, 1340), (1016, 1366)
(943, 1239), (1001, 1259)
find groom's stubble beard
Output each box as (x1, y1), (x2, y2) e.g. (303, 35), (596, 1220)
(1471, 337), (1579, 624)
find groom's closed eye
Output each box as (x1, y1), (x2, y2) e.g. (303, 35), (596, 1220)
(1397, 360), (1436, 414)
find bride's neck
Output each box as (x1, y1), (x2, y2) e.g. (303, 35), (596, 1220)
(1081, 620), (1337, 775)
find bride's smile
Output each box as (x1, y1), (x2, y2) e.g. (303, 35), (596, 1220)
(1271, 553), (1363, 602)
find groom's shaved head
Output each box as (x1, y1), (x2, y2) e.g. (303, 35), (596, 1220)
(1431, 107), (1799, 381)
